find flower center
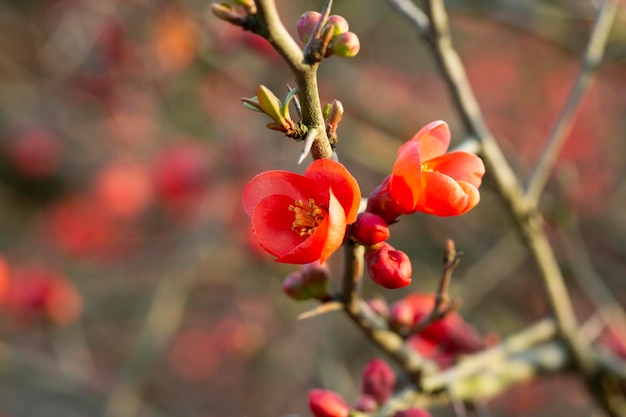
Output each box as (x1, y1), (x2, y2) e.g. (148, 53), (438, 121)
(289, 198), (326, 237)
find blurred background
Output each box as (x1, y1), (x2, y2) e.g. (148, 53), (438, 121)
(0, 0), (625, 416)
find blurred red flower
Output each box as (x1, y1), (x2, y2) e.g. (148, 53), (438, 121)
(4, 265), (82, 326)
(368, 120), (485, 220)
(243, 159), (360, 264)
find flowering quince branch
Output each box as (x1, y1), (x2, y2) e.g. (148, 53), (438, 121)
(223, 1), (626, 416)
(386, 0), (626, 414)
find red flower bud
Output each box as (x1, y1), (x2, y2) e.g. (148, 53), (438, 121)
(392, 408), (433, 417)
(330, 32), (360, 57)
(365, 243), (412, 289)
(296, 11), (321, 42)
(354, 394), (378, 412)
(361, 358), (396, 405)
(326, 15), (349, 37)
(308, 389), (350, 417)
(389, 299), (415, 331)
(351, 212), (390, 246)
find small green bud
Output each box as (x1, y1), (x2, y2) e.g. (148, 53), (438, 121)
(331, 32), (360, 58)
(326, 15), (349, 37)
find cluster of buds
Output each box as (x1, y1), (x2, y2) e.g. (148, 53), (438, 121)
(350, 212), (412, 289)
(390, 293), (485, 366)
(282, 261), (331, 301)
(296, 11), (360, 59)
(308, 359), (430, 416)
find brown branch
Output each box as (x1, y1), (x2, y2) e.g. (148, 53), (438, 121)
(386, 0), (626, 414)
(340, 241), (438, 384)
(525, 0), (619, 205)
(253, 0), (332, 160)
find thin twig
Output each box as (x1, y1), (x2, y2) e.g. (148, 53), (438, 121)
(254, 0), (332, 160)
(340, 241), (437, 384)
(525, 0), (619, 205)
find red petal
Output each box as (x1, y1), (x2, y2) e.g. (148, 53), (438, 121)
(415, 171), (478, 216)
(304, 159), (361, 224)
(251, 194), (306, 258)
(243, 171), (321, 218)
(402, 120), (450, 162)
(277, 189), (347, 264)
(390, 141), (422, 211)
(423, 152), (485, 188)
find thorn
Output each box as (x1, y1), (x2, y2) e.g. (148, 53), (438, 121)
(297, 301), (343, 320)
(298, 128), (318, 164)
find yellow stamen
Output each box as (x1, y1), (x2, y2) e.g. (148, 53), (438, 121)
(288, 198), (326, 237)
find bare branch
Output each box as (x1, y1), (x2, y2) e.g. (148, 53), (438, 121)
(254, 0), (332, 159)
(525, 0), (619, 205)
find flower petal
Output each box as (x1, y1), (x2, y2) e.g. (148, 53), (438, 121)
(304, 159), (361, 224)
(242, 170), (320, 218)
(423, 151), (485, 188)
(403, 120), (450, 162)
(277, 189), (346, 264)
(251, 194), (306, 258)
(415, 171), (478, 216)
(390, 140), (422, 211)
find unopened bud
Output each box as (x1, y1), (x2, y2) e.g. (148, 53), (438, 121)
(327, 99), (344, 131)
(282, 271), (312, 300)
(389, 299), (415, 331)
(355, 394), (378, 412)
(308, 389), (351, 417)
(351, 212), (390, 246)
(392, 408), (433, 417)
(361, 358), (396, 405)
(331, 32), (360, 57)
(296, 11), (322, 43)
(326, 15), (349, 37)
(366, 243), (412, 289)
(210, 3), (240, 25)
(301, 261), (331, 300)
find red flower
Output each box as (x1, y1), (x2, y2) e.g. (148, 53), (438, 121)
(243, 159), (361, 264)
(368, 121), (485, 221)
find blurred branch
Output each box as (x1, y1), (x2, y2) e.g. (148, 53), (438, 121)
(525, 0), (619, 205)
(387, 0), (626, 414)
(253, 0), (332, 160)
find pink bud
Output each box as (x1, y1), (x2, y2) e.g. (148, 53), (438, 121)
(351, 212), (390, 246)
(355, 394), (378, 412)
(296, 11), (321, 43)
(392, 408), (433, 417)
(301, 261), (330, 300)
(366, 297), (389, 319)
(326, 15), (349, 37)
(366, 243), (412, 289)
(331, 32), (360, 57)
(308, 389), (351, 417)
(389, 300), (415, 331)
(361, 358), (396, 405)
(282, 271), (312, 300)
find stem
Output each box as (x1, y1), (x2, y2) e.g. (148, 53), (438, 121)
(254, 0), (332, 159)
(525, 0), (619, 205)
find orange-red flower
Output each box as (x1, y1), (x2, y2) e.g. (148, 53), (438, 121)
(243, 159), (361, 264)
(368, 121), (485, 221)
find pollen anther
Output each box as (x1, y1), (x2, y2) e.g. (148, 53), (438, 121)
(288, 198), (326, 237)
